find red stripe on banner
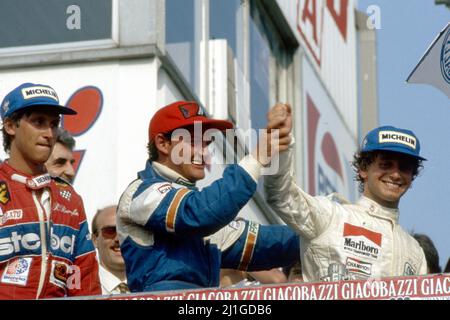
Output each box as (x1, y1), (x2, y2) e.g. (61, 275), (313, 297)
(103, 274), (450, 301)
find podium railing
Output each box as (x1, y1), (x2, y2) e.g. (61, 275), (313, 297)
(97, 273), (450, 300)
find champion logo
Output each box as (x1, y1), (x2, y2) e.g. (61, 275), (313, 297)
(346, 257), (372, 276)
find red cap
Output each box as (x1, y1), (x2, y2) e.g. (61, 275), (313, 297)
(149, 101), (234, 141)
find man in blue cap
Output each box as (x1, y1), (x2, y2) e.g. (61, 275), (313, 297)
(0, 83), (101, 299)
(265, 104), (428, 282)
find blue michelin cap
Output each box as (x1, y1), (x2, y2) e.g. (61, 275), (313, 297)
(361, 125), (426, 160)
(1, 82), (77, 120)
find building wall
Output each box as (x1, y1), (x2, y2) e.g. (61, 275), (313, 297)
(0, 0), (370, 224)
(0, 58), (157, 220)
(276, 0), (359, 137)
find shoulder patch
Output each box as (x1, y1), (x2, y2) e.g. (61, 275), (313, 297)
(156, 183), (172, 194)
(51, 176), (76, 201)
(0, 181), (10, 204)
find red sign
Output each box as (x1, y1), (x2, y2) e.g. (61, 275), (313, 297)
(297, 0), (349, 67)
(60, 86), (103, 182)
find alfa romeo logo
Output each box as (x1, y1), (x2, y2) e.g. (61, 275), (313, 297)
(440, 27), (450, 84)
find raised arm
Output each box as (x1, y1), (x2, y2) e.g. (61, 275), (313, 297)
(264, 104), (334, 239)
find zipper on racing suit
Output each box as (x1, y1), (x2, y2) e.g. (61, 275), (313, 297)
(32, 190), (50, 299)
(391, 222), (397, 276)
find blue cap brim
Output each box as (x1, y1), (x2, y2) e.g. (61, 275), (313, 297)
(10, 102), (77, 116)
(362, 146), (427, 161)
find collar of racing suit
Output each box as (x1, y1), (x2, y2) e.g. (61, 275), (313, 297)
(1, 160), (52, 190)
(357, 196), (399, 224)
(150, 161), (196, 188)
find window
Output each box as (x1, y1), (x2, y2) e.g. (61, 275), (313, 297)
(0, 0), (115, 55)
(210, 0), (245, 70)
(166, 0), (200, 96)
(249, 0), (289, 130)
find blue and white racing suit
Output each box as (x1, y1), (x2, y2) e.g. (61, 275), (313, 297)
(117, 155), (300, 292)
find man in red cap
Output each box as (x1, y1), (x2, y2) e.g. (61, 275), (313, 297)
(0, 83), (101, 299)
(117, 100), (300, 292)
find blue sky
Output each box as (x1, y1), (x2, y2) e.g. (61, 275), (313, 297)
(357, 0), (450, 270)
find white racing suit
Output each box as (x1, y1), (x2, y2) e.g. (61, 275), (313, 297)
(264, 142), (427, 282)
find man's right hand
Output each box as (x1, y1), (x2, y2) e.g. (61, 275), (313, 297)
(254, 103), (292, 166)
(267, 103), (292, 152)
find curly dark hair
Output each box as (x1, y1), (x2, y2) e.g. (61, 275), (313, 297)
(352, 150), (423, 193)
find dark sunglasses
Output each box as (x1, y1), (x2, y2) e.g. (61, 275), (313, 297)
(100, 226), (117, 239)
